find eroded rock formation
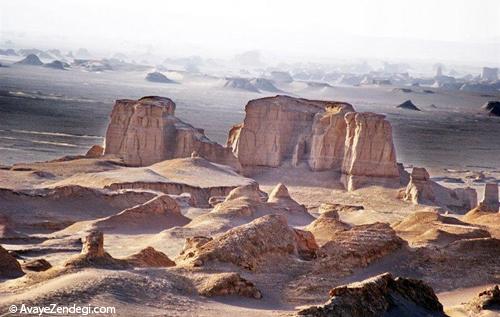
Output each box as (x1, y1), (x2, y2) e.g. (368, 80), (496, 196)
(196, 272), (262, 299)
(177, 214), (317, 271)
(0, 244), (24, 278)
(104, 96), (239, 168)
(124, 247), (175, 267)
(227, 95), (400, 190)
(298, 273), (446, 317)
(480, 183), (499, 212)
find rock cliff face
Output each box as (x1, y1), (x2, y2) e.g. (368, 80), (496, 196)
(104, 96), (239, 169)
(227, 95), (400, 190)
(481, 183), (499, 212)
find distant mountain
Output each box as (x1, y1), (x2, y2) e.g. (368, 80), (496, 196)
(145, 72), (175, 83)
(397, 100), (421, 111)
(15, 54), (43, 66)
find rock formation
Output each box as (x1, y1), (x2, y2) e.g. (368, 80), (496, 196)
(177, 215), (318, 271)
(316, 222), (405, 274)
(480, 183), (499, 212)
(85, 144), (104, 158)
(104, 96), (239, 168)
(298, 273), (446, 317)
(397, 99), (421, 111)
(0, 244), (24, 278)
(196, 272), (262, 299)
(145, 72), (175, 83)
(44, 60), (67, 70)
(250, 78), (282, 92)
(466, 285), (500, 313)
(15, 54), (43, 66)
(482, 101), (500, 116)
(22, 259), (52, 272)
(227, 95), (400, 190)
(124, 247), (175, 267)
(402, 167), (477, 212)
(304, 211), (351, 246)
(224, 78), (260, 92)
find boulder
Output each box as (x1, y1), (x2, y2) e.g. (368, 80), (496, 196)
(104, 96), (239, 168)
(480, 183), (499, 212)
(124, 247), (175, 267)
(22, 259), (52, 272)
(482, 101), (500, 116)
(197, 272), (262, 299)
(0, 244), (24, 278)
(228, 96), (400, 190)
(298, 273), (446, 317)
(177, 215), (317, 271)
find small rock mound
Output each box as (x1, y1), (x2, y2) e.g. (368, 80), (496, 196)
(64, 231), (129, 269)
(124, 247), (175, 267)
(197, 272), (262, 299)
(178, 215), (318, 271)
(44, 60), (67, 70)
(305, 212), (351, 246)
(316, 223), (405, 274)
(267, 183), (308, 213)
(224, 77), (260, 92)
(482, 101), (500, 116)
(22, 259), (52, 272)
(467, 285), (500, 313)
(0, 244), (24, 278)
(298, 273), (446, 317)
(397, 99), (421, 111)
(145, 71), (175, 83)
(85, 144), (104, 158)
(250, 78), (282, 92)
(15, 54), (43, 66)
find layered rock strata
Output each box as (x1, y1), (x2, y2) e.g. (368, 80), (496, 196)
(227, 95), (400, 190)
(104, 96), (239, 169)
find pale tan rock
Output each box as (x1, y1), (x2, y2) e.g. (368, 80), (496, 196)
(305, 213), (351, 246)
(197, 272), (262, 299)
(177, 214), (317, 271)
(481, 183), (499, 212)
(227, 95), (401, 190)
(104, 96), (239, 169)
(403, 167), (434, 204)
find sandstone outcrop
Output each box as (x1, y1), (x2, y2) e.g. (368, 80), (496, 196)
(186, 183), (314, 234)
(402, 167), (477, 212)
(480, 183), (499, 212)
(178, 215), (318, 271)
(104, 96), (239, 168)
(298, 273), (446, 317)
(227, 95), (400, 190)
(304, 212), (351, 246)
(196, 272), (262, 299)
(124, 247), (175, 267)
(316, 223), (405, 274)
(393, 211), (491, 246)
(64, 231), (129, 269)
(0, 244), (24, 278)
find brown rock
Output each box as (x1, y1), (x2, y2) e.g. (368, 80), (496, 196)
(23, 258), (52, 272)
(85, 144), (104, 158)
(305, 213), (351, 246)
(466, 285), (500, 313)
(197, 272), (262, 299)
(316, 223), (405, 273)
(104, 96), (239, 168)
(177, 215), (317, 271)
(124, 247), (175, 267)
(298, 273), (446, 317)
(0, 244), (24, 278)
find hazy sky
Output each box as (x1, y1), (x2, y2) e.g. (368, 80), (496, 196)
(1, 0), (499, 64)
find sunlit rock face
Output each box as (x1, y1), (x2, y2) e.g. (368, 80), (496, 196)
(104, 96), (240, 169)
(227, 95), (400, 190)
